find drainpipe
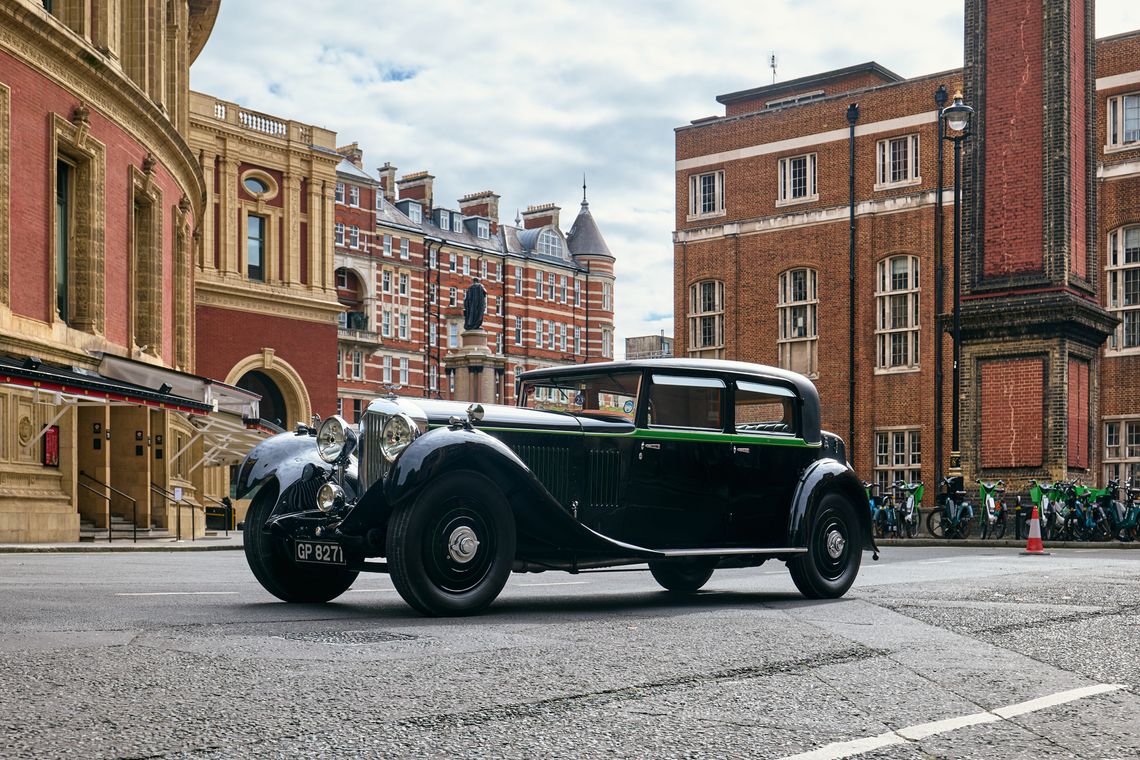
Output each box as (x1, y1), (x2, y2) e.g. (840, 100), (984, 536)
(846, 102), (859, 453)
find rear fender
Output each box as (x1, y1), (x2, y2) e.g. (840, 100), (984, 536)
(787, 459), (876, 555)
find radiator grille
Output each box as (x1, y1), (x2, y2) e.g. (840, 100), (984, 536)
(587, 449), (622, 509)
(359, 411), (389, 491)
(516, 446), (572, 506)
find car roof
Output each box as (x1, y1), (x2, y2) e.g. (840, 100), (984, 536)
(519, 358), (822, 443)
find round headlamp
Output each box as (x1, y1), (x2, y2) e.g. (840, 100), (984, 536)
(315, 482), (344, 513)
(380, 413), (418, 462)
(316, 415), (358, 463)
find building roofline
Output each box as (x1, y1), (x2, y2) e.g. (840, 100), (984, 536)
(715, 61), (904, 106)
(678, 66), (964, 134)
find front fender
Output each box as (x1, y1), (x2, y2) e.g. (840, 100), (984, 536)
(235, 431), (357, 511)
(786, 459), (876, 554)
(341, 425), (560, 532)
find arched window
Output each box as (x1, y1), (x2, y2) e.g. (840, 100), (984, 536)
(537, 229), (562, 257)
(875, 255), (920, 370)
(777, 268), (817, 376)
(687, 280), (724, 358)
(1107, 225), (1140, 352)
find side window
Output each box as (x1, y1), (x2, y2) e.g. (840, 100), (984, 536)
(646, 375), (724, 430)
(734, 380), (796, 436)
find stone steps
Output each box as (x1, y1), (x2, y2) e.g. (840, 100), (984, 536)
(79, 515), (172, 542)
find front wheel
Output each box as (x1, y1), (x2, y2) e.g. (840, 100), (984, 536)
(243, 487), (359, 603)
(904, 507), (921, 538)
(927, 509), (945, 539)
(788, 493), (862, 599)
(648, 558), (716, 594)
(991, 512), (1007, 541)
(386, 470), (515, 617)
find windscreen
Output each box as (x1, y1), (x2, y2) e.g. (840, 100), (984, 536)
(520, 372), (641, 421)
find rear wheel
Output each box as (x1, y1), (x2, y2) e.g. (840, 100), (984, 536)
(788, 493), (862, 599)
(243, 487), (358, 603)
(648, 558), (716, 594)
(386, 470), (515, 617)
(991, 512), (1007, 541)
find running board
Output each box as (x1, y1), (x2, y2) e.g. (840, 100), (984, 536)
(656, 547), (807, 557)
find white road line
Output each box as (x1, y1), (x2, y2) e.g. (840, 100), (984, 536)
(917, 559), (954, 565)
(344, 588), (396, 593)
(779, 683), (1127, 760)
(516, 581), (590, 587)
(115, 591), (239, 597)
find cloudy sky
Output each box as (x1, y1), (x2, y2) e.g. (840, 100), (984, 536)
(193, 1), (1140, 356)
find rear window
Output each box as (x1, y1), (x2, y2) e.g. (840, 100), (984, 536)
(646, 375), (724, 430)
(734, 380), (795, 435)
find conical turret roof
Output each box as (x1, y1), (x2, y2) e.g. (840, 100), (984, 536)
(566, 198), (613, 260)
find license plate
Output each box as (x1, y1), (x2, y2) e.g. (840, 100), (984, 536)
(294, 540), (345, 565)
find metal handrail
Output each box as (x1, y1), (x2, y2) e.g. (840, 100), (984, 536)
(76, 480), (113, 543)
(79, 471), (137, 543)
(151, 483), (194, 541)
(199, 493), (231, 536)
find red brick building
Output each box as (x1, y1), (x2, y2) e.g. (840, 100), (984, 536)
(332, 149), (616, 418)
(674, 12), (1140, 491)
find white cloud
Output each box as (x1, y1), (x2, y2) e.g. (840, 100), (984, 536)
(193, 1), (1140, 357)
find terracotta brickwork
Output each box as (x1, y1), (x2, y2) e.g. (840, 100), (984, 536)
(979, 358), (1044, 469)
(675, 15), (1138, 488)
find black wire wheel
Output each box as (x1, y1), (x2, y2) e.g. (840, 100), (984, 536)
(386, 470), (515, 617)
(788, 493), (862, 599)
(648, 557), (716, 594)
(243, 486), (358, 603)
(990, 511), (1007, 540)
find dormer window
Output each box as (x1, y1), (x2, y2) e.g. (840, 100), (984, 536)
(477, 220), (490, 239)
(405, 202), (422, 223)
(453, 214), (463, 233)
(438, 210), (450, 229)
(537, 229), (562, 257)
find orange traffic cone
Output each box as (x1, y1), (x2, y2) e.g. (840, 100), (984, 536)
(1020, 506), (1050, 556)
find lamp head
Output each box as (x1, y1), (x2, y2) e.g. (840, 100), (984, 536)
(942, 90), (974, 133)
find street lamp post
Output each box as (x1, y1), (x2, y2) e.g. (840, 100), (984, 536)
(941, 90), (974, 479)
(933, 84), (948, 498)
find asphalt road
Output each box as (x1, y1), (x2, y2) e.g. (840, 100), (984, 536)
(0, 546), (1136, 759)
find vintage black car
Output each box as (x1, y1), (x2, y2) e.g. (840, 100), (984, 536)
(237, 359), (876, 616)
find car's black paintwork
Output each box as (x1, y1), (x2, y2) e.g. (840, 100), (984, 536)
(237, 359), (875, 574)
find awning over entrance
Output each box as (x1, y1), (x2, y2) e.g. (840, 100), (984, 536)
(0, 354), (278, 463)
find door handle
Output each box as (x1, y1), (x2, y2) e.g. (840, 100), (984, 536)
(641, 442), (661, 450)
(733, 445), (751, 454)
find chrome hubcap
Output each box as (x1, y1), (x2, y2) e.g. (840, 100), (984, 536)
(826, 529), (845, 559)
(447, 526), (480, 564)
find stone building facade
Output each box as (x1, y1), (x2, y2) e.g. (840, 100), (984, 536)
(0, 0), (270, 542)
(332, 148), (617, 417)
(188, 92), (343, 431)
(673, 14), (1140, 491)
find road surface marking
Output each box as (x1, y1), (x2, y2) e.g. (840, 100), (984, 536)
(115, 591), (239, 596)
(779, 683), (1126, 760)
(344, 588), (396, 593)
(516, 581), (590, 587)
(917, 559), (953, 565)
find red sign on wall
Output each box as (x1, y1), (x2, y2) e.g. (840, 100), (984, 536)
(42, 425), (60, 467)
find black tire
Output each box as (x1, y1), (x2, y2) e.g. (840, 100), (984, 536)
(243, 487), (358, 603)
(648, 558), (716, 594)
(991, 512), (1007, 541)
(788, 493), (862, 599)
(953, 517), (973, 540)
(979, 513), (990, 540)
(927, 509), (945, 539)
(873, 509), (888, 539)
(386, 470), (515, 617)
(903, 507), (921, 539)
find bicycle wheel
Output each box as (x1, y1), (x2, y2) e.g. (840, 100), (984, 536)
(992, 512), (1007, 540)
(979, 514), (990, 540)
(874, 510), (887, 539)
(949, 517), (972, 540)
(904, 507), (921, 539)
(926, 509), (945, 539)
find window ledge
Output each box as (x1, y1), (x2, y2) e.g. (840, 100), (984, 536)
(873, 177), (922, 192)
(1104, 142), (1140, 155)
(685, 210), (726, 223)
(1104, 347), (1140, 358)
(775, 194), (819, 208)
(873, 366), (921, 375)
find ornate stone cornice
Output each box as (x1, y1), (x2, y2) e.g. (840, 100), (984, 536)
(0, 0), (204, 220)
(195, 276), (343, 323)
